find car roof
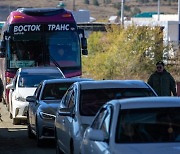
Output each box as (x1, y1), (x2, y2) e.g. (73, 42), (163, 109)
(42, 78), (93, 84)
(108, 97), (180, 109)
(77, 80), (150, 90)
(18, 66), (64, 75)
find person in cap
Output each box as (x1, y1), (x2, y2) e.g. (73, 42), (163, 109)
(147, 61), (177, 96)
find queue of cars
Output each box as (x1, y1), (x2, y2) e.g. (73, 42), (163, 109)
(55, 80), (157, 154)
(5, 66), (180, 154)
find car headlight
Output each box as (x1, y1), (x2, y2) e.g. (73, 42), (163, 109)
(39, 112), (56, 120)
(15, 96), (26, 102)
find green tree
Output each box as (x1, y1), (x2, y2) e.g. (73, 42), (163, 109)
(83, 25), (167, 80)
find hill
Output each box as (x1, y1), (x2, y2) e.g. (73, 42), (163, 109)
(0, 0), (179, 21)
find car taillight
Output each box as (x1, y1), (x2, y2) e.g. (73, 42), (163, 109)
(6, 77), (13, 84)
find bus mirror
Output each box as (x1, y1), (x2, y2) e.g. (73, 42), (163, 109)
(81, 37), (87, 50)
(82, 49), (88, 55)
(0, 40), (6, 57)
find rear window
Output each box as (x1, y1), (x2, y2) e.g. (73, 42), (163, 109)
(116, 107), (180, 143)
(80, 88), (155, 116)
(41, 83), (73, 100)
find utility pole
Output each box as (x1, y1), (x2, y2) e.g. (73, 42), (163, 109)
(157, 0), (160, 21)
(73, 0), (76, 11)
(121, 0), (124, 25)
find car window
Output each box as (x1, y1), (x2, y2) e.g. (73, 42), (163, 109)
(68, 90), (75, 108)
(41, 82), (73, 100)
(100, 106), (112, 138)
(34, 84), (42, 99)
(80, 88), (155, 116)
(91, 108), (107, 129)
(18, 73), (63, 87)
(116, 107), (180, 143)
(62, 88), (73, 107)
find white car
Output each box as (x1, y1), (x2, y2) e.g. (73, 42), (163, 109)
(55, 80), (157, 154)
(81, 97), (180, 154)
(6, 66), (64, 125)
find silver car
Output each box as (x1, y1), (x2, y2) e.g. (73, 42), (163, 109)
(55, 80), (157, 154)
(81, 97), (180, 154)
(26, 78), (92, 146)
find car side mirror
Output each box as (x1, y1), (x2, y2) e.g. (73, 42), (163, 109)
(26, 96), (37, 102)
(58, 108), (75, 117)
(86, 128), (106, 142)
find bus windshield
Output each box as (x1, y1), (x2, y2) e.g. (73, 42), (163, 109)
(8, 31), (81, 70)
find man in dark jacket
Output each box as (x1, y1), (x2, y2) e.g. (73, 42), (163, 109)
(0, 78), (4, 102)
(148, 61), (177, 96)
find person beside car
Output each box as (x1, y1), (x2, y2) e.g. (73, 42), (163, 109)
(147, 61), (177, 96)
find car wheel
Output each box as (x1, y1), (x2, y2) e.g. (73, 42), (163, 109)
(13, 118), (20, 125)
(70, 140), (74, 154)
(36, 122), (43, 147)
(27, 124), (34, 139)
(56, 139), (64, 154)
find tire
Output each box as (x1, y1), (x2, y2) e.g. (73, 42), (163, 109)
(27, 124), (34, 139)
(13, 118), (20, 125)
(55, 130), (64, 154)
(36, 121), (43, 147)
(56, 140), (64, 154)
(70, 140), (74, 154)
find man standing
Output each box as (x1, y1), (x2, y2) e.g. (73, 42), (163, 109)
(0, 77), (4, 102)
(148, 61), (177, 96)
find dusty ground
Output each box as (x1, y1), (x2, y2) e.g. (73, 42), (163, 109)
(0, 102), (55, 154)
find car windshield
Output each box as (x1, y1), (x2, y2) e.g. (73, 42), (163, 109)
(80, 88), (155, 116)
(116, 107), (180, 143)
(41, 83), (74, 100)
(18, 74), (63, 87)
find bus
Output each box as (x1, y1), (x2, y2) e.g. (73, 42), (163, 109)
(0, 7), (88, 105)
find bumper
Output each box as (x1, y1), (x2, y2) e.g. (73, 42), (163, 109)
(37, 117), (55, 139)
(12, 100), (29, 119)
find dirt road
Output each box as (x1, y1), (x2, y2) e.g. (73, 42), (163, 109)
(0, 102), (55, 154)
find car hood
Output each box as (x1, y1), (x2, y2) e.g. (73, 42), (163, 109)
(40, 100), (61, 115)
(113, 143), (180, 154)
(17, 87), (36, 98)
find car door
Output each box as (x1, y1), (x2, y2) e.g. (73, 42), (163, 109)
(56, 86), (74, 153)
(61, 88), (76, 154)
(29, 84), (42, 130)
(9, 76), (17, 115)
(85, 106), (112, 154)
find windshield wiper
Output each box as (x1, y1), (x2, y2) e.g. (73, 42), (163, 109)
(49, 55), (62, 70)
